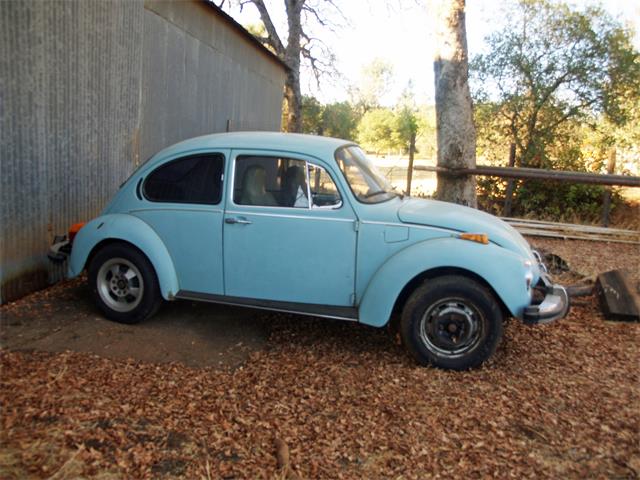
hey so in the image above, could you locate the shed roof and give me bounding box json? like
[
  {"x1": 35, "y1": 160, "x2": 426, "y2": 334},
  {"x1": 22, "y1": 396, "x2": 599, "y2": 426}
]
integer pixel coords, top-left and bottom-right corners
[{"x1": 201, "y1": 1, "x2": 288, "y2": 72}]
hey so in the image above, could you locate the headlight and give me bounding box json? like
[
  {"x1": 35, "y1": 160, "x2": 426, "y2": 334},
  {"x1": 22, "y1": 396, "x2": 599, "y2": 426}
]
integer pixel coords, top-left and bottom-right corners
[{"x1": 524, "y1": 260, "x2": 534, "y2": 290}]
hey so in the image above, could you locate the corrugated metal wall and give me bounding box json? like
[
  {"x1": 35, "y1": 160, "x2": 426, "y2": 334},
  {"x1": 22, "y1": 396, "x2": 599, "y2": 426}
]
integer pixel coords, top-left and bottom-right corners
[
  {"x1": 0, "y1": 0, "x2": 286, "y2": 303},
  {"x1": 140, "y1": 0, "x2": 285, "y2": 161}
]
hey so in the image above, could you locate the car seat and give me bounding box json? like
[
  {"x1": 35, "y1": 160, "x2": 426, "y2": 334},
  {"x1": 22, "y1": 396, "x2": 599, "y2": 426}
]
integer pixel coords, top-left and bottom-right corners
[
  {"x1": 282, "y1": 165, "x2": 308, "y2": 207},
  {"x1": 240, "y1": 165, "x2": 278, "y2": 206}
]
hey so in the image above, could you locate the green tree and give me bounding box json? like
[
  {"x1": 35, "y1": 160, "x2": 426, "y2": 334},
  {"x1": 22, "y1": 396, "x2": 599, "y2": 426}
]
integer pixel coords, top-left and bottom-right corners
[
  {"x1": 301, "y1": 97, "x2": 357, "y2": 140},
  {"x1": 580, "y1": 95, "x2": 640, "y2": 173},
  {"x1": 471, "y1": 0, "x2": 640, "y2": 169},
  {"x1": 356, "y1": 108, "x2": 399, "y2": 153},
  {"x1": 322, "y1": 102, "x2": 357, "y2": 140},
  {"x1": 356, "y1": 106, "x2": 420, "y2": 155},
  {"x1": 301, "y1": 95, "x2": 324, "y2": 135},
  {"x1": 394, "y1": 82, "x2": 419, "y2": 153}
]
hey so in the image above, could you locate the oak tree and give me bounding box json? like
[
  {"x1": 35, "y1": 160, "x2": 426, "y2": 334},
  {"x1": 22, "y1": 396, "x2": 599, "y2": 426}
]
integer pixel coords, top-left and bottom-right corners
[
  {"x1": 433, "y1": 0, "x2": 477, "y2": 207},
  {"x1": 234, "y1": 0, "x2": 341, "y2": 133},
  {"x1": 471, "y1": 0, "x2": 640, "y2": 169}
]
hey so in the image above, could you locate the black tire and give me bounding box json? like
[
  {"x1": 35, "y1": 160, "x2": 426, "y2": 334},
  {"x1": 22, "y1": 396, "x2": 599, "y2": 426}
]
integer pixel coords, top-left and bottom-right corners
[
  {"x1": 88, "y1": 242, "x2": 161, "y2": 324},
  {"x1": 400, "y1": 275, "x2": 504, "y2": 370}
]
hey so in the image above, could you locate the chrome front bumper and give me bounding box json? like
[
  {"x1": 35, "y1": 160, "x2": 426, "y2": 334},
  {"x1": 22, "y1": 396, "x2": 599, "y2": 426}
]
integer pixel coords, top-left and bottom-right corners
[{"x1": 523, "y1": 273, "x2": 570, "y2": 325}]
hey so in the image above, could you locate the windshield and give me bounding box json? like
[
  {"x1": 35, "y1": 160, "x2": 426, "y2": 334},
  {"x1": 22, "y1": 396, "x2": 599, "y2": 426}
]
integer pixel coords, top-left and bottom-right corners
[{"x1": 335, "y1": 145, "x2": 397, "y2": 204}]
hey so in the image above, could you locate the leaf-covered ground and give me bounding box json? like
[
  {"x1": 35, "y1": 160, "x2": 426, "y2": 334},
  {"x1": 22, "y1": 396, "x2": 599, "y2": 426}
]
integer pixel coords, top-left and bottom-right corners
[{"x1": 1, "y1": 238, "x2": 639, "y2": 479}]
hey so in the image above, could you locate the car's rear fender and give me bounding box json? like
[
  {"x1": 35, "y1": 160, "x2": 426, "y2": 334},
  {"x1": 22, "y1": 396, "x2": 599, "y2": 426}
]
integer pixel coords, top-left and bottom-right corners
[
  {"x1": 68, "y1": 214, "x2": 179, "y2": 300},
  {"x1": 358, "y1": 237, "x2": 533, "y2": 327}
]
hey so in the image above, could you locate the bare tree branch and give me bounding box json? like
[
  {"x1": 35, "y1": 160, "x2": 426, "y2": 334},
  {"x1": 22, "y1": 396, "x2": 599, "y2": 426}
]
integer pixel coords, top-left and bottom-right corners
[
  {"x1": 250, "y1": 0, "x2": 285, "y2": 57},
  {"x1": 221, "y1": 0, "x2": 342, "y2": 132},
  {"x1": 302, "y1": 4, "x2": 327, "y2": 27}
]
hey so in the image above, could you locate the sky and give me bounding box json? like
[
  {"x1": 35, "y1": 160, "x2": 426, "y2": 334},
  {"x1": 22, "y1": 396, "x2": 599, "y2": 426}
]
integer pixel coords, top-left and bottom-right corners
[{"x1": 222, "y1": 0, "x2": 640, "y2": 106}]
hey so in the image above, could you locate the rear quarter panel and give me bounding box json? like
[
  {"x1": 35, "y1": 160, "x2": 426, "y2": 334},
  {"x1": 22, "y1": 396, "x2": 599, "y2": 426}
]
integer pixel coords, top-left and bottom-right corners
[{"x1": 68, "y1": 214, "x2": 179, "y2": 300}]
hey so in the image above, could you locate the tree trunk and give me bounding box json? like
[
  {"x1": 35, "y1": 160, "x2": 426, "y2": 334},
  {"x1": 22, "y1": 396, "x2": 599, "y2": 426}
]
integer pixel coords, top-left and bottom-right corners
[
  {"x1": 284, "y1": 0, "x2": 303, "y2": 132},
  {"x1": 248, "y1": 0, "x2": 303, "y2": 133},
  {"x1": 433, "y1": 0, "x2": 477, "y2": 207},
  {"x1": 284, "y1": 73, "x2": 302, "y2": 133}
]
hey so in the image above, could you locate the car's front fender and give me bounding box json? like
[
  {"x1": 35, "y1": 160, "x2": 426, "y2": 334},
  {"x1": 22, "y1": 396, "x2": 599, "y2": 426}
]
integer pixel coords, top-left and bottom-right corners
[
  {"x1": 358, "y1": 237, "x2": 534, "y2": 327},
  {"x1": 68, "y1": 214, "x2": 179, "y2": 300}
]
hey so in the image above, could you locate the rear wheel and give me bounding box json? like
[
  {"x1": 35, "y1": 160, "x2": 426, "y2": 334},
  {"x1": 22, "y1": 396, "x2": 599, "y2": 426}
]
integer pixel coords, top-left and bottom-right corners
[
  {"x1": 88, "y1": 243, "x2": 161, "y2": 324},
  {"x1": 400, "y1": 275, "x2": 503, "y2": 370}
]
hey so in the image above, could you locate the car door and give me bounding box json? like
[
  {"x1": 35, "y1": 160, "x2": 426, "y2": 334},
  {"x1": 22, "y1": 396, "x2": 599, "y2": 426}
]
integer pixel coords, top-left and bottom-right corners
[
  {"x1": 223, "y1": 150, "x2": 357, "y2": 307},
  {"x1": 130, "y1": 150, "x2": 228, "y2": 295}
]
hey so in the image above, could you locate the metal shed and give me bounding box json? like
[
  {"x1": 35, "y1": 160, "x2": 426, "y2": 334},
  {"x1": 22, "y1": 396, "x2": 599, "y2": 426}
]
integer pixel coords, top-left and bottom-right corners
[{"x1": 0, "y1": 0, "x2": 287, "y2": 303}]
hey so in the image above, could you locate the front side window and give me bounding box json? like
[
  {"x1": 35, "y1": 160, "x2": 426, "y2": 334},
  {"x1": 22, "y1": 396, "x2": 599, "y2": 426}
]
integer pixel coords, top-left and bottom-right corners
[
  {"x1": 143, "y1": 154, "x2": 224, "y2": 204},
  {"x1": 233, "y1": 156, "x2": 343, "y2": 210},
  {"x1": 234, "y1": 156, "x2": 309, "y2": 208},
  {"x1": 309, "y1": 164, "x2": 342, "y2": 208},
  {"x1": 335, "y1": 145, "x2": 397, "y2": 204}
]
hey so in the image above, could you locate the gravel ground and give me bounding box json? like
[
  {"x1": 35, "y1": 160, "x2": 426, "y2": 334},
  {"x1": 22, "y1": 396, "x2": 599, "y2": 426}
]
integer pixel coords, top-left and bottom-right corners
[{"x1": 1, "y1": 237, "x2": 638, "y2": 479}]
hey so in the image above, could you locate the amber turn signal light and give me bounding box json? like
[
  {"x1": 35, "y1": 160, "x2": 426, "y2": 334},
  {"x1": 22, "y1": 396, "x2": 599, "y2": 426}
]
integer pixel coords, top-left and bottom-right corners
[
  {"x1": 68, "y1": 222, "x2": 86, "y2": 243},
  {"x1": 459, "y1": 233, "x2": 489, "y2": 245}
]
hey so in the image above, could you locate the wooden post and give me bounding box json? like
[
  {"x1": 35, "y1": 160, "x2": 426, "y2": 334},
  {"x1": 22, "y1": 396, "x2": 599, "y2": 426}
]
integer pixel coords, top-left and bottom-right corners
[
  {"x1": 406, "y1": 132, "x2": 416, "y2": 196},
  {"x1": 503, "y1": 143, "x2": 517, "y2": 216},
  {"x1": 601, "y1": 147, "x2": 616, "y2": 227}
]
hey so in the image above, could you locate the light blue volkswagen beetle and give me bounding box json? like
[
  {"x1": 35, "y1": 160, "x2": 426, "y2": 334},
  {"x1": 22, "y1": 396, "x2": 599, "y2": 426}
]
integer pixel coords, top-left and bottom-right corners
[{"x1": 52, "y1": 132, "x2": 569, "y2": 370}]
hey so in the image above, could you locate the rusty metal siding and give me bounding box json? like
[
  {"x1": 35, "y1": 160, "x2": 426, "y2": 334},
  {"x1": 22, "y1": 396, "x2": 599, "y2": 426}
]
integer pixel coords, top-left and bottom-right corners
[{"x1": 1, "y1": 0, "x2": 286, "y2": 303}]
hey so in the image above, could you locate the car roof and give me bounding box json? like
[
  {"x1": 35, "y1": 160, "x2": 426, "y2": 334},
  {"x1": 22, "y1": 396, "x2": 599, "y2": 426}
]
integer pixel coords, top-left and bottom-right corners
[{"x1": 152, "y1": 131, "x2": 355, "y2": 162}]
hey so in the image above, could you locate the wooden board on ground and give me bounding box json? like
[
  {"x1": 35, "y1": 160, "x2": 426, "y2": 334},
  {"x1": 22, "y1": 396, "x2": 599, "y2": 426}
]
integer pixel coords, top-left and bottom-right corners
[
  {"x1": 503, "y1": 217, "x2": 640, "y2": 244},
  {"x1": 595, "y1": 270, "x2": 640, "y2": 322}
]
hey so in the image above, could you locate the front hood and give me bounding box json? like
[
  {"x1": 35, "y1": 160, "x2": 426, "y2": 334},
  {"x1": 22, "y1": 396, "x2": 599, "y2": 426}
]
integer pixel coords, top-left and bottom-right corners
[{"x1": 398, "y1": 198, "x2": 534, "y2": 259}]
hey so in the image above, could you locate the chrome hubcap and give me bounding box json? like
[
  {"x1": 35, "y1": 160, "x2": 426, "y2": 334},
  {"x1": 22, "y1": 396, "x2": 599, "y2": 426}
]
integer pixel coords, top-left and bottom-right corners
[
  {"x1": 97, "y1": 258, "x2": 144, "y2": 312},
  {"x1": 419, "y1": 299, "x2": 483, "y2": 358}
]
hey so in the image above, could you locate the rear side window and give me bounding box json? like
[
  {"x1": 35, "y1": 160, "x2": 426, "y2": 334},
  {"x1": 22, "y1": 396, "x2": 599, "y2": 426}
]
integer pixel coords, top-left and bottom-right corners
[{"x1": 143, "y1": 154, "x2": 224, "y2": 205}]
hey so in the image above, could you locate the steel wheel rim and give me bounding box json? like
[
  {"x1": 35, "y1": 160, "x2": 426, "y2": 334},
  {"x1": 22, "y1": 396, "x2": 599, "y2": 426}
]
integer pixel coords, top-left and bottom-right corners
[
  {"x1": 97, "y1": 257, "x2": 144, "y2": 313},
  {"x1": 419, "y1": 298, "x2": 484, "y2": 358}
]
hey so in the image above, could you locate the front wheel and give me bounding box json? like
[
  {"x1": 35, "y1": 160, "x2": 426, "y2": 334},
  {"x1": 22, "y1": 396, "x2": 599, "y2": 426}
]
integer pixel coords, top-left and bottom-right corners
[
  {"x1": 400, "y1": 275, "x2": 504, "y2": 370},
  {"x1": 88, "y1": 243, "x2": 161, "y2": 324}
]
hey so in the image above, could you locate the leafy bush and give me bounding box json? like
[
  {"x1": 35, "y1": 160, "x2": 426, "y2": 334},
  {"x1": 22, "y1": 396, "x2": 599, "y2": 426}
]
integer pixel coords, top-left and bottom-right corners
[{"x1": 477, "y1": 177, "x2": 621, "y2": 222}]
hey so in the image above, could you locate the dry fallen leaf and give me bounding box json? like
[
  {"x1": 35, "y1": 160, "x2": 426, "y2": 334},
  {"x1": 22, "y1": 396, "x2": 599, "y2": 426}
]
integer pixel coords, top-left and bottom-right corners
[{"x1": 0, "y1": 238, "x2": 638, "y2": 479}]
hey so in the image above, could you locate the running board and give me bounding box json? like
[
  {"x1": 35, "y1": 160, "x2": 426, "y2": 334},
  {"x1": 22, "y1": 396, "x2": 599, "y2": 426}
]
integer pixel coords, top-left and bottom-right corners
[{"x1": 175, "y1": 290, "x2": 359, "y2": 321}]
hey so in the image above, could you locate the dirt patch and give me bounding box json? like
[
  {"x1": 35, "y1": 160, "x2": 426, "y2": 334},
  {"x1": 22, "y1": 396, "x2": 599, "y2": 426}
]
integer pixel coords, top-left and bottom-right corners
[{"x1": 0, "y1": 277, "x2": 268, "y2": 369}]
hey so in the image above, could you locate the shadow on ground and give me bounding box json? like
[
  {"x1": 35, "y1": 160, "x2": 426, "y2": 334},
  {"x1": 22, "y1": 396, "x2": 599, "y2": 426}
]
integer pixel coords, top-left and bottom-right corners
[{"x1": 0, "y1": 278, "x2": 269, "y2": 368}]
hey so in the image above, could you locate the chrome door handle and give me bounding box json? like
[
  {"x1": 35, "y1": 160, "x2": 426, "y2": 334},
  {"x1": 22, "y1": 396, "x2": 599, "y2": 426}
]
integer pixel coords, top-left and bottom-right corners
[{"x1": 225, "y1": 217, "x2": 252, "y2": 225}]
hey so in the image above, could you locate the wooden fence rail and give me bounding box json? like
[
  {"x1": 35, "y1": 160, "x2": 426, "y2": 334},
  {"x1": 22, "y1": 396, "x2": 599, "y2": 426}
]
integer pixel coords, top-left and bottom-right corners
[
  {"x1": 412, "y1": 157, "x2": 639, "y2": 229},
  {"x1": 412, "y1": 165, "x2": 640, "y2": 187}
]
